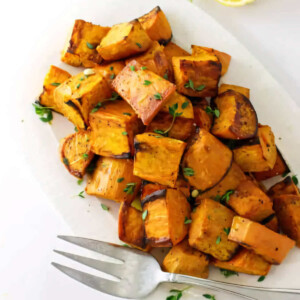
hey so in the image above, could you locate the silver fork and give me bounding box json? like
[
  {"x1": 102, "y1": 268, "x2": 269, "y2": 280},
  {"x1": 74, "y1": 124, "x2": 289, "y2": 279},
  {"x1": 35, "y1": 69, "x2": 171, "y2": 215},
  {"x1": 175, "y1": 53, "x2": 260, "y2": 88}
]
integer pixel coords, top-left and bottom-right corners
[{"x1": 52, "y1": 236, "x2": 300, "y2": 300}]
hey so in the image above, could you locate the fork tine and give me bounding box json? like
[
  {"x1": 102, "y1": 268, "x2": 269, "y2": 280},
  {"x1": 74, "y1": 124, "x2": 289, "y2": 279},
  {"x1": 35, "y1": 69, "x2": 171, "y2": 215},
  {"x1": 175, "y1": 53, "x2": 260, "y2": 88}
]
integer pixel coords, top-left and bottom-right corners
[
  {"x1": 52, "y1": 262, "x2": 123, "y2": 297},
  {"x1": 57, "y1": 236, "x2": 126, "y2": 261},
  {"x1": 54, "y1": 250, "x2": 123, "y2": 279}
]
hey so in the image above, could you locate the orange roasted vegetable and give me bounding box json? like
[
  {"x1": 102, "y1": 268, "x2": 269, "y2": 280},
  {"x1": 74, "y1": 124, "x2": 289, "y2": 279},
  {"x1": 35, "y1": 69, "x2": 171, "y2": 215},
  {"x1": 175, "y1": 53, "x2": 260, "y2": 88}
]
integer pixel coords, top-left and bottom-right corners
[
  {"x1": 189, "y1": 198, "x2": 239, "y2": 261},
  {"x1": 85, "y1": 157, "x2": 141, "y2": 203},
  {"x1": 162, "y1": 239, "x2": 209, "y2": 278},
  {"x1": 182, "y1": 129, "x2": 233, "y2": 191},
  {"x1": 211, "y1": 90, "x2": 258, "y2": 140},
  {"x1": 192, "y1": 45, "x2": 231, "y2": 76},
  {"x1": 193, "y1": 99, "x2": 213, "y2": 131},
  {"x1": 233, "y1": 125, "x2": 277, "y2": 172},
  {"x1": 163, "y1": 42, "x2": 190, "y2": 66},
  {"x1": 89, "y1": 100, "x2": 143, "y2": 158},
  {"x1": 273, "y1": 194, "x2": 300, "y2": 247},
  {"x1": 211, "y1": 248, "x2": 271, "y2": 276},
  {"x1": 218, "y1": 84, "x2": 250, "y2": 98},
  {"x1": 268, "y1": 176, "x2": 299, "y2": 198},
  {"x1": 143, "y1": 188, "x2": 190, "y2": 247},
  {"x1": 39, "y1": 65, "x2": 71, "y2": 113},
  {"x1": 59, "y1": 130, "x2": 94, "y2": 178},
  {"x1": 97, "y1": 20, "x2": 152, "y2": 61},
  {"x1": 262, "y1": 214, "x2": 280, "y2": 233},
  {"x1": 61, "y1": 19, "x2": 110, "y2": 67},
  {"x1": 138, "y1": 6, "x2": 172, "y2": 45},
  {"x1": 227, "y1": 179, "x2": 274, "y2": 222},
  {"x1": 134, "y1": 133, "x2": 186, "y2": 187},
  {"x1": 112, "y1": 60, "x2": 176, "y2": 125},
  {"x1": 228, "y1": 216, "x2": 295, "y2": 264}
]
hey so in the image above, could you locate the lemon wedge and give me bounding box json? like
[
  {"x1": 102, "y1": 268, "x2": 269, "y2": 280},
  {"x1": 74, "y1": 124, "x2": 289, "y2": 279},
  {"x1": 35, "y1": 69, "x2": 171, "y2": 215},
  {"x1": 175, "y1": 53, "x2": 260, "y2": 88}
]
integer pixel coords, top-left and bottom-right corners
[{"x1": 216, "y1": 0, "x2": 255, "y2": 7}]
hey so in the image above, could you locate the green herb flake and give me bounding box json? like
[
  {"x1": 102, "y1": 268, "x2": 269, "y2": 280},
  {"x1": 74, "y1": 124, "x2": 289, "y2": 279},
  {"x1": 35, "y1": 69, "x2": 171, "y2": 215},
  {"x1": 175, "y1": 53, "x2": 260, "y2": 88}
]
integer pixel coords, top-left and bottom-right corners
[
  {"x1": 109, "y1": 66, "x2": 114, "y2": 71},
  {"x1": 82, "y1": 153, "x2": 89, "y2": 160},
  {"x1": 184, "y1": 167, "x2": 194, "y2": 177},
  {"x1": 80, "y1": 77, "x2": 85, "y2": 81},
  {"x1": 122, "y1": 243, "x2": 130, "y2": 247},
  {"x1": 292, "y1": 175, "x2": 298, "y2": 185},
  {"x1": 124, "y1": 182, "x2": 136, "y2": 195},
  {"x1": 101, "y1": 203, "x2": 109, "y2": 211},
  {"x1": 141, "y1": 66, "x2": 147, "y2": 70},
  {"x1": 77, "y1": 179, "x2": 83, "y2": 185},
  {"x1": 74, "y1": 126, "x2": 78, "y2": 132},
  {"x1": 91, "y1": 102, "x2": 102, "y2": 113},
  {"x1": 142, "y1": 209, "x2": 148, "y2": 221},
  {"x1": 107, "y1": 91, "x2": 120, "y2": 101},
  {"x1": 63, "y1": 157, "x2": 69, "y2": 166},
  {"x1": 50, "y1": 82, "x2": 61, "y2": 86},
  {"x1": 203, "y1": 294, "x2": 216, "y2": 300},
  {"x1": 76, "y1": 83, "x2": 81, "y2": 89},
  {"x1": 110, "y1": 73, "x2": 115, "y2": 79},
  {"x1": 122, "y1": 131, "x2": 128, "y2": 135},
  {"x1": 223, "y1": 227, "x2": 231, "y2": 235},
  {"x1": 163, "y1": 73, "x2": 169, "y2": 80},
  {"x1": 184, "y1": 216, "x2": 192, "y2": 224},
  {"x1": 143, "y1": 80, "x2": 152, "y2": 86},
  {"x1": 258, "y1": 275, "x2": 266, "y2": 282},
  {"x1": 181, "y1": 101, "x2": 189, "y2": 109},
  {"x1": 166, "y1": 287, "x2": 191, "y2": 300},
  {"x1": 196, "y1": 84, "x2": 206, "y2": 91},
  {"x1": 123, "y1": 112, "x2": 132, "y2": 116},
  {"x1": 154, "y1": 93, "x2": 162, "y2": 100},
  {"x1": 136, "y1": 42, "x2": 142, "y2": 48},
  {"x1": 32, "y1": 103, "x2": 53, "y2": 123},
  {"x1": 78, "y1": 191, "x2": 85, "y2": 198},
  {"x1": 86, "y1": 42, "x2": 96, "y2": 49},
  {"x1": 130, "y1": 65, "x2": 136, "y2": 72},
  {"x1": 220, "y1": 268, "x2": 239, "y2": 278},
  {"x1": 117, "y1": 177, "x2": 124, "y2": 183},
  {"x1": 216, "y1": 235, "x2": 221, "y2": 245},
  {"x1": 131, "y1": 198, "x2": 142, "y2": 211},
  {"x1": 221, "y1": 190, "x2": 234, "y2": 204},
  {"x1": 184, "y1": 79, "x2": 194, "y2": 90},
  {"x1": 205, "y1": 106, "x2": 220, "y2": 118},
  {"x1": 282, "y1": 171, "x2": 290, "y2": 177}
]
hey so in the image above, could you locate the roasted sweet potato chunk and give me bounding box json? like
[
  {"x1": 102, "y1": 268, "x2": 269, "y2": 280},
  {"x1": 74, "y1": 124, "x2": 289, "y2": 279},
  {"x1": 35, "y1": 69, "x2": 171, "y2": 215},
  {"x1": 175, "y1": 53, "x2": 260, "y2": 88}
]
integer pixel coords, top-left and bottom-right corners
[
  {"x1": 211, "y1": 90, "x2": 258, "y2": 140},
  {"x1": 134, "y1": 133, "x2": 186, "y2": 187},
  {"x1": 192, "y1": 45, "x2": 231, "y2": 76},
  {"x1": 262, "y1": 214, "x2": 279, "y2": 233},
  {"x1": 189, "y1": 199, "x2": 239, "y2": 261},
  {"x1": 61, "y1": 19, "x2": 110, "y2": 67},
  {"x1": 273, "y1": 195, "x2": 300, "y2": 247},
  {"x1": 182, "y1": 129, "x2": 233, "y2": 191},
  {"x1": 228, "y1": 216, "x2": 295, "y2": 264},
  {"x1": 138, "y1": 6, "x2": 172, "y2": 45},
  {"x1": 254, "y1": 150, "x2": 289, "y2": 181},
  {"x1": 85, "y1": 157, "x2": 141, "y2": 203},
  {"x1": 211, "y1": 248, "x2": 271, "y2": 276},
  {"x1": 146, "y1": 92, "x2": 194, "y2": 140},
  {"x1": 118, "y1": 202, "x2": 149, "y2": 251},
  {"x1": 268, "y1": 176, "x2": 299, "y2": 198},
  {"x1": 228, "y1": 179, "x2": 274, "y2": 222},
  {"x1": 172, "y1": 52, "x2": 221, "y2": 98},
  {"x1": 218, "y1": 84, "x2": 250, "y2": 98},
  {"x1": 59, "y1": 130, "x2": 94, "y2": 178},
  {"x1": 97, "y1": 20, "x2": 152, "y2": 61},
  {"x1": 143, "y1": 188, "x2": 190, "y2": 247},
  {"x1": 163, "y1": 42, "x2": 190, "y2": 66},
  {"x1": 89, "y1": 100, "x2": 143, "y2": 158},
  {"x1": 112, "y1": 60, "x2": 176, "y2": 125},
  {"x1": 54, "y1": 69, "x2": 111, "y2": 129},
  {"x1": 193, "y1": 99, "x2": 213, "y2": 131},
  {"x1": 162, "y1": 239, "x2": 209, "y2": 278},
  {"x1": 233, "y1": 125, "x2": 277, "y2": 172},
  {"x1": 39, "y1": 65, "x2": 71, "y2": 113},
  {"x1": 196, "y1": 162, "x2": 246, "y2": 203}
]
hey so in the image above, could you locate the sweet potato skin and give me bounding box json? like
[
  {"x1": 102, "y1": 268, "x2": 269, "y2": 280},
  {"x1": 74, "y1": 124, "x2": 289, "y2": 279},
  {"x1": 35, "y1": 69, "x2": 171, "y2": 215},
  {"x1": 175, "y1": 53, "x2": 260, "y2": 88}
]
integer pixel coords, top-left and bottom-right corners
[
  {"x1": 138, "y1": 6, "x2": 172, "y2": 45},
  {"x1": 189, "y1": 199, "x2": 239, "y2": 261},
  {"x1": 112, "y1": 60, "x2": 176, "y2": 125},
  {"x1": 218, "y1": 84, "x2": 250, "y2": 98},
  {"x1": 134, "y1": 133, "x2": 186, "y2": 187},
  {"x1": 39, "y1": 65, "x2": 71, "y2": 113},
  {"x1": 228, "y1": 216, "x2": 295, "y2": 264},
  {"x1": 268, "y1": 176, "x2": 300, "y2": 198},
  {"x1": 61, "y1": 19, "x2": 110, "y2": 67},
  {"x1": 162, "y1": 239, "x2": 209, "y2": 278},
  {"x1": 212, "y1": 90, "x2": 258, "y2": 140},
  {"x1": 228, "y1": 180, "x2": 274, "y2": 222},
  {"x1": 182, "y1": 129, "x2": 233, "y2": 191},
  {"x1": 273, "y1": 195, "x2": 300, "y2": 247},
  {"x1": 85, "y1": 157, "x2": 141, "y2": 203},
  {"x1": 97, "y1": 20, "x2": 152, "y2": 61},
  {"x1": 211, "y1": 248, "x2": 271, "y2": 276},
  {"x1": 59, "y1": 130, "x2": 94, "y2": 178}
]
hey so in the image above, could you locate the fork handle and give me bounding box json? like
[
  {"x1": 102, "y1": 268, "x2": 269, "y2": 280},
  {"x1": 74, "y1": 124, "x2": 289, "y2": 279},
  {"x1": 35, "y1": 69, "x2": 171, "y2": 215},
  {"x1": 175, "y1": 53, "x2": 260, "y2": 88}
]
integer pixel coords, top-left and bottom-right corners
[{"x1": 166, "y1": 273, "x2": 300, "y2": 300}]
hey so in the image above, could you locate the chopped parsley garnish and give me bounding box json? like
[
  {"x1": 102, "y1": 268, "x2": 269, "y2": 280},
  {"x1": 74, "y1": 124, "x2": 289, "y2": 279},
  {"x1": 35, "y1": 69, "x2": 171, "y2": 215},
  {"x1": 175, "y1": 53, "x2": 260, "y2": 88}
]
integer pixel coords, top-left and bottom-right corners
[
  {"x1": 215, "y1": 190, "x2": 234, "y2": 204},
  {"x1": 258, "y1": 275, "x2": 266, "y2": 282},
  {"x1": 101, "y1": 203, "x2": 109, "y2": 211},
  {"x1": 50, "y1": 82, "x2": 61, "y2": 86},
  {"x1": 184, "y1": 217, "x2": 192, "y2": 224},
  {"x1": 163, "y1": 73, "x2": 169, "y2": 80},
  {"x1": 78, "y1": 191, "x2": 85, "y2": 198},
  {"x1": 109, "y1": 66, "x2": 114, "y2": 71},
  {"x1": 74, "y1": 126, "x2": 78, "y2": 132},
  {"x1": 143, "y1": 80, "x2": 152, "y2": 86},
  {"x1": 223, "y1": 227, "x2": 231, "y2": 235},
  {"x1": 203, "y1": 294, "x2": 216, "y2": 300},
  {"x1": 292, "y1": 175, "x2": 298, "y2": 185},
  {"x1": 154, "y1": 92, "x2": 162, "y2": 100},
  {"x1": 86, "y1": 42, "x2": 96, "y2": 49},
  {"x1": 117, "y1": 177, "x2": 124, "y2": 183},
  {"x1": 136, "y1": 42, "x2": 142, "y2": 48},
  {"x1": 76, "y1": 83, "x2": 81, "y2": 89},
  {"x1": 130, "y1": 65, "x2": 136, "y2": 71},
  {"x1": 220, "y1": 269, "x2": 239, "y2": 278},
  {"x1": 123, "y1": 182, "x2": 136, "y2": 195},
  {"x1": 91, "y1": 102, "x2": 102, "y2": 113},
  {"x1": 63, "y1": 157, "x2": 69, "y2": 166},
  {"x1": 82, "y1": 153, "x2": 89, "y2": 160},
  {"x1": 205, "y1": 106, "x2": 220, "y2": 118},
  {"x1": 141, "y1": 66, "x2": 147, "y2": 70},
  {"x1": 131, "y1": 198, "x2": 142, "y2": 211},
  {"x1": 166, "y1": 287, "x2": 191, "y2": 300},
  {"x1": 77, "y1": 179, "x2": 83, "y2": 185},
  {"x1": 184, "y1": 79, "x2": 206, "y2": 92},
  {"x1": 142, "y1": 210, "x2": 148, "y2": 221},
  {"x1": 32, "y1": 103, "x2": 53, "y2": 123},
  {"x1": 122, "y1": 131, "x2": 128, "y2": 135},
  {"x1": 123, "y1": 112, "x2": 132, "y2": 116},
  {"x1": 183, "y1": 167, "x2": 194, "y2": 177},
  {"x1": 110, "y1": 73, "x2": 115, "y2": 79},
  {"x1": 106, "y1": 91, "x2": 120, "y2": 101},
  {"x1": 216, "y1": 235, "x2": 221, "y2": 244},
  {"x1": 181, "y1": 101, "x2": 189, "y2": 109}
]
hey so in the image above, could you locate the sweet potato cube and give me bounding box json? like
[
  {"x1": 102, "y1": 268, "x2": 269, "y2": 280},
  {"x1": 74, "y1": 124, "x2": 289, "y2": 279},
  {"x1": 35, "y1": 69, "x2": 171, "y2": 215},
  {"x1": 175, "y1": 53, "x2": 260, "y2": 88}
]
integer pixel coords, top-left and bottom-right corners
[
  {"x1": 134, "y1": 133, "x2": 186, "y2": 187},
  {"x1": 175, "y1": 176, "x2": 190, "y2": 198},
  {"x1": 39, "y1": 65, "x2": 71, "y2": 113},
  {"x1": 228, "y1": 180, "x2": 274, "y2": 222},
  {"x1": 192, "y1": 45, "x2": 231, "y2": 76},
  {"x1": 54, "y1": 69, "x2": 111, "y2": 129},
  {"x1": 172, "y1": 53, "x2": 221, "y2": 98},
  {"x1": 196, "y1": 162, "x2": 246, "y2": 203},
  {"x1": 211, "y1": 248, "x2": 271, "y2": 276},
  {"x1": 118, "y1": 202, "x2": 150, "y2": 251},
  {"x1": 141, "y1": 182, "x2": 167, "y2": 201},
  {"x1": 268, "y1": 176, "x2": 299, "y2": 198},
  {"x1": 189, "y1": 199, "x2": 239, "y2": 261},
  {"x1": 61, "y1": 19, "x2": 110, "y2": 67},
  {"x1": 233, "y1": 125, "x2": 277, "y2": 172},
  {"x1": 273, "y1": 195, "x2": 300, "y2": 247},
  {"x1": 138, "y1": 6, "x2": 172, "y2": 45},
  {"x1": 193, "y1": 99, "x2": 213, "y2": 131},
  {"x1": 228, "y1": 216, "x2": 295, "y2": 264},
  {"x1": 59, "y1": 130, "x2": 94, "y2": 178},
  {"x1": 182, "y1": 129, "x2": 233, "y2": 191},
  {"x1": 262, "y1": 215, "x2": 279, "y2": 233},
  {"x1": 146, "y1": 92, "x2": 194, "y2": 140},
  {"x1": 162, "y1": 239, "x2": 209, "y2": 278},
  {"x1": 97, "y1": 20, "x2": 152, "y2": 61},
  {"x1": 85, "y1": 157, "x2": 141, "y2": 203},
  {"x1": 143, "y1": 188, "x2": 191, "y2": 247},
  {"x1": 89, "y1": 100, "x2": 143, "y2": 158},
  {"x1": 218, "y1": 84, "x2": 250, "y2": 98},
  {"x1": 212, "y1": 90, "x2": 258, "y2": 140},
  {"x1": 112, "y1": 60, "x2": 176, "y2": 125},
  {"x1": 163, "y1": 42, "x2": 190, "y2": 65}
]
